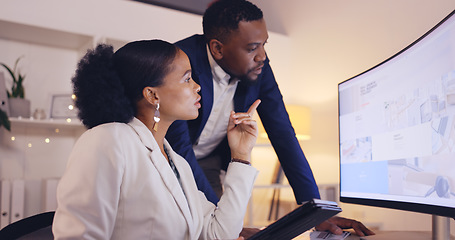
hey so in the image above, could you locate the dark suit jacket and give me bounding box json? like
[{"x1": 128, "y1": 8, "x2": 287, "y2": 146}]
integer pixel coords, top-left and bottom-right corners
[{"x1": 166, "y1": 34, "x2": 320, "y2": 204}]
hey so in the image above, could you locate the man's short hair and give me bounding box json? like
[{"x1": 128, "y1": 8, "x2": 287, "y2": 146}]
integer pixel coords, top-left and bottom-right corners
[{"x1": 203, "y1": 0, "x2": 263, "y2": 43}]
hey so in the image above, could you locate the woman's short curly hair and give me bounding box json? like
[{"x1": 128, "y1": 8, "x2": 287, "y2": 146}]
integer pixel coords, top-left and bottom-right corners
[
  {"x1": 72, "y1": 40, "x2": 179, "y2": 129},
  {"x1": 203, "y1": 0, "x2": 263, "y2": 43}
]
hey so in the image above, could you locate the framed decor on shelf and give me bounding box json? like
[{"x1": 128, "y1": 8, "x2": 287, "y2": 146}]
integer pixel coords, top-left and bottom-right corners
[{"x1": 49, "y1": 94, "x2": 78, "y2": 119}]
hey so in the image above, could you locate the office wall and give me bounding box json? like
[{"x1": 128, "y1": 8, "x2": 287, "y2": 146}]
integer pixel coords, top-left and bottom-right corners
[{"x1": 0, "y1": 0, "x2": 291, "y2": 116}]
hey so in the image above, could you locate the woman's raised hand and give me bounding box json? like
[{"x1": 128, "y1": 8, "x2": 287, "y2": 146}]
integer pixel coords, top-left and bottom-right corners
[{"x1": 227, "y1": 99, "x2": 261, "y2": 162}]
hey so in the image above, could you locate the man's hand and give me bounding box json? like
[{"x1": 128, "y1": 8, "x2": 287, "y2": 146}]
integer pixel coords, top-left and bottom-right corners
[{"x1": 315, "y1": 216, "x2": 375, "y2": 237}]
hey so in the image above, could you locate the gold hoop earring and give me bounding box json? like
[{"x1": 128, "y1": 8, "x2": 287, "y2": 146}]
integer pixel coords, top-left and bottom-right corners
[{"x1": 152, "y1": 103, "x2": 160, "y2": 131}]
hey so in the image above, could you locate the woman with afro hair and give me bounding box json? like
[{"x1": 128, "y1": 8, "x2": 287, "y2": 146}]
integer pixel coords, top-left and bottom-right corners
[{"x1": 52, "y1": 39, "x2": 261, "y2": 240}]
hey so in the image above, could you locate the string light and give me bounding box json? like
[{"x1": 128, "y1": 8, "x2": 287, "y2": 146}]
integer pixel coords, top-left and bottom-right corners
[{"x1": 9, "y1": 136, "x2": 53, "y2": 146}]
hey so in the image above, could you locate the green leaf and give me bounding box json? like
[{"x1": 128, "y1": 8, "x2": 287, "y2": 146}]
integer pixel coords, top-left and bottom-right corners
[
  {"x1": 13, "y1": 56, "x2": 23, "y2": 73},
  {"x1": 0, "y1": 62, "x2": 17, "y2": 83},
  {"x1": 0, "y1": 109, "x2": 10, "y2": 131},
  {"x1": 18, "y1": 73, "x2": 25, "y2": 84},
  {"x1": 16, "y1": 74, "x2": 25, "y2": 98}
]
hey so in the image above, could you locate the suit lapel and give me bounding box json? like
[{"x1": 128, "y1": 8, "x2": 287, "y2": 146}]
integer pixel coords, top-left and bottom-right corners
[
  {"x1": 234, "y1": 82, "x2": 248, "y2": 112},
  {"x1": 191, "y1": 41, "x2": 214, "y2": 139},
  {"x1": 127, "y1": 118, "x2": 195, "y2": 234},
  {"x1": 196, "y1": 64, "x2": 213, "y2": 136},
  {"x1": 164, "y1": 142, "x2": 202, "y2": 237}
]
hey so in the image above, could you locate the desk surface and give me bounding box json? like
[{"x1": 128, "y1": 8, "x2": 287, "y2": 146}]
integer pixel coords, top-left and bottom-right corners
[
  {"x1": 357, "y1": 231, "x2": 455, "y2": 240},
  {"x1": 296, "y1": 231, "x2": 455, "y2": 240}
]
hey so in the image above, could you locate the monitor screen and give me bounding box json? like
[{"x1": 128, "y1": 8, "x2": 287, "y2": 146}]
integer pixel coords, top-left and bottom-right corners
[{"x1": 338, "y1": 9, "x2": 455, "y2": 218}]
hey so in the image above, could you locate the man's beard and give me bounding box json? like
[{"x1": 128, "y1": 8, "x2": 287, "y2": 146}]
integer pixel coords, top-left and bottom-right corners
[
  {"x1": 237, "y1": 63, "x2": 263, "y2": 86},
  {"x1": 238, "y1": 75, "x2": 259, "y2": 86}
]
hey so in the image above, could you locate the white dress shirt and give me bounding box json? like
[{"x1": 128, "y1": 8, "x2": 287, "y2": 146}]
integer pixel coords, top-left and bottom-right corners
[{"x1": 193, "y1": 46, "x2": 239, "y2": 159}]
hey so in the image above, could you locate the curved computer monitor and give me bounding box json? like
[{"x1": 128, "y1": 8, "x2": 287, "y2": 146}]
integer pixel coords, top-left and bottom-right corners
[{"x1": 338, "y1": 9, "x2": 455, "y2": 220}]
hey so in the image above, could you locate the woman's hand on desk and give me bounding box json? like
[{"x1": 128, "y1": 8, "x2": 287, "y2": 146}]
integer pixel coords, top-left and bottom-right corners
[{"x1": 315, "y1": 216, "x2": 375, "y2": 237}]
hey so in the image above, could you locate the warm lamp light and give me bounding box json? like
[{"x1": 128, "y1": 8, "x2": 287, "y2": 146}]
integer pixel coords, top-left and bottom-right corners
[{"x1": 254, "y1": 105, "x2": 311, "y2": 144}]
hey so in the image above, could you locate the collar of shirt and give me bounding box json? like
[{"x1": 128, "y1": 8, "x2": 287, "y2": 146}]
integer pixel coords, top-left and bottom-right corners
[{"x1": 206, "y1": 45, "x2": 235, "y2": 86}]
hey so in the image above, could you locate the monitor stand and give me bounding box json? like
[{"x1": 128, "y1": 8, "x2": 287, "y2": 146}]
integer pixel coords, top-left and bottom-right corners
[{"x1": 432, "y1": 215, "x2": 450, "y2": 240}]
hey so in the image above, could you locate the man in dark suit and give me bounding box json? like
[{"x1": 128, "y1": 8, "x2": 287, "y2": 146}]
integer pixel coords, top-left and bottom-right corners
[{"x1": 166, "y1": 0, "x2": 374, "y2": 237}]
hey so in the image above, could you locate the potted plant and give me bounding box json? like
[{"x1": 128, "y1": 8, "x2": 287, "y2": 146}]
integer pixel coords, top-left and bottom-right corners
[{"x1": 0, "y1": 56, "x2": 30, "y2": 118}]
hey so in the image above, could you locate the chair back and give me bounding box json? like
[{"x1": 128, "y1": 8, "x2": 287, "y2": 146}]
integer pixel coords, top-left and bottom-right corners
[{"x1": 0, "y1": 211, "x2": 54, "y2": 240}]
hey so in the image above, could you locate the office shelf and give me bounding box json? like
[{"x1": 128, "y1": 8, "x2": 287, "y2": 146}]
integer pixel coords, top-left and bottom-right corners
[{"x1": 9, "y1": 117, "x2": 85, "y2": 131}]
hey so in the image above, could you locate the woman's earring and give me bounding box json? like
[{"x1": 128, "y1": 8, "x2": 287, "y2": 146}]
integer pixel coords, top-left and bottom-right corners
[{"x1": 153, "y1": 103, "x2": 160, "y2": 131}]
